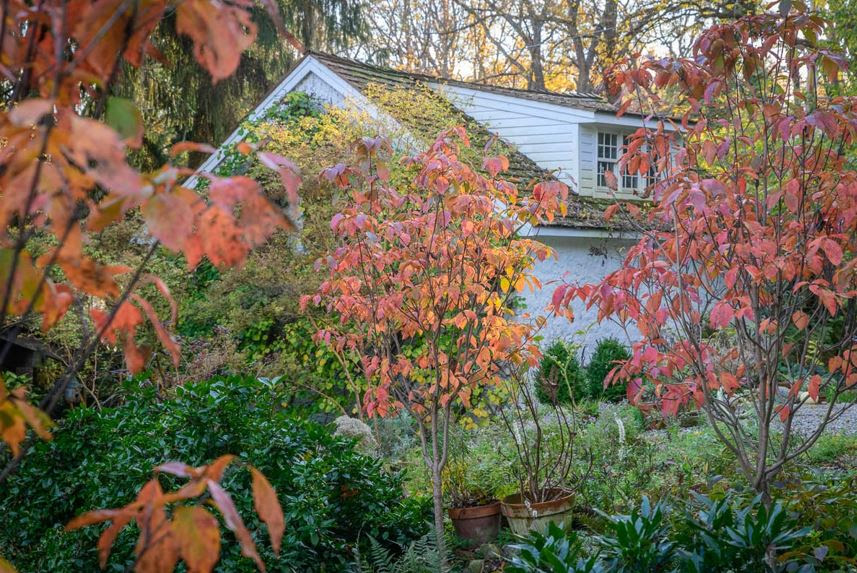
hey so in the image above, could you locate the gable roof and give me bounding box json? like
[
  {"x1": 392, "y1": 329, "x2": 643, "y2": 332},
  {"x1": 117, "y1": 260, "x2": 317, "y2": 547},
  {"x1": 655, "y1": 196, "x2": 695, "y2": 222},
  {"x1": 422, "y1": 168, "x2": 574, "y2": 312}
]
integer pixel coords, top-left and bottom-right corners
[
  {"x1": 191, "y1": 51, "x2": 639, "y2": 234},
  {"x1": 301, "y1": 53, "x2": 637, "y2": 233}
]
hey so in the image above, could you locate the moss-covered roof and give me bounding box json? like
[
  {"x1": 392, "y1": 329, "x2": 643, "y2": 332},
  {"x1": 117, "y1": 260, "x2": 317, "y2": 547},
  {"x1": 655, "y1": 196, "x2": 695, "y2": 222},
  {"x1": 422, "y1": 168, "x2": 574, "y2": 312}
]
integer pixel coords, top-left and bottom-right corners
[{"x1": 301, "y1": 52, "x2": 637, "y2": 232}]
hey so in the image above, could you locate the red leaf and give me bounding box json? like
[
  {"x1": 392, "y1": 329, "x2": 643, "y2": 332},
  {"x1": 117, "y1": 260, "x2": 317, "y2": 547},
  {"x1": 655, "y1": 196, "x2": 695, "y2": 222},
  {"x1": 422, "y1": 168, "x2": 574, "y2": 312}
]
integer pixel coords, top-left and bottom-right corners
[
  {"x1": 709, "y1": 301, "x2": 734, "y2": 329},
  {"x1": 482, "y1": 155, "x2": 509, "y2": 177},
  {"x1": 820, "y1": 238, "x2": 843, "y2": 266},
  {"x1": 604, "y1": 203, "x2": 620, "y2": 221},
  {"x1": 604, "y1": 169, "x2": 618, "y2": 191}
]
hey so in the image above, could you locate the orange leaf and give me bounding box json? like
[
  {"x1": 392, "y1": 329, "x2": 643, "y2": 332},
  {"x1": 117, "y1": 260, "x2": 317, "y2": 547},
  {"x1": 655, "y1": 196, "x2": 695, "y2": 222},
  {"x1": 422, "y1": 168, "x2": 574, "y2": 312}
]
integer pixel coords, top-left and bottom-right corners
[
  {"x1": 169, "y1": 141, "x2": 216, "y2": 157},
  {"x1": 142, "y1": 193, "x2": 194, "y2": 252},
  {"x1": 172, "y1": 506, "x2": 221, "y2": 573},
  {"x1": 808, "y1": 375, "x2": 821, "y2": 402},
  {"x1": 0, "y1": 402, "x2": 27, "y2": 457},
  {"x1": 0, "y1": 556, "x2": 18, "y2": 573},
  {"x1": 203, "y1": 455, "x2": 235, "y2": 482},
  {"x1": 176, "y1": 0, "x2": 257, "y2": 82},
  {"x1": 198, "y1": 208, "x2": 249, "y2": 268},
  {"x1": 97, "y1": 513, "x2": 133, "y2": 569},
  {"x1": 791, "y1": 310, "x2": 809, "y2": 330},
  {"x1": 207, "y1": 480, "x2": 264, "y2": 571},
  {"x1": 132, "y1": 294, "x2": 180, "y2": 367},
  {"x1": 8, "y1": 99, "x2": 53, "y2": 127},
  {"x1": 250, "y1": 466, "x2": 285, "y2": 555},
  {"x1": 66, "y1": 509, "x2": 121, "y2": 531},
  {"x1": 66, "y1": 116, "x2": 145, "y2": 198},
  {"x1": 13, "y1": 398, "x2": 53, "y2": 441},
  {"x1": 134, "y1": 528, "x2": 179, "y2": 573}
]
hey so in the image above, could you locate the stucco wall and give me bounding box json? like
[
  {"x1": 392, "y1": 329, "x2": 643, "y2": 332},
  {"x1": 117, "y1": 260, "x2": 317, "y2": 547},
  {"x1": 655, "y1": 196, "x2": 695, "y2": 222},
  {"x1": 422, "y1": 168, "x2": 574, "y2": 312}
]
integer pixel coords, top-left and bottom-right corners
[{"x1": 523, "y1": 234, "x2": 639, "y2": 358}]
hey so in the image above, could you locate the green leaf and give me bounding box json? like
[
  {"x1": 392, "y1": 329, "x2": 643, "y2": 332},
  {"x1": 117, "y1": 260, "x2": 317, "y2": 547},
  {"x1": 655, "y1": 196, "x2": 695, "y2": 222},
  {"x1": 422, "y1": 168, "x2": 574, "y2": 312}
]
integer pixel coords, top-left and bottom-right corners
[{"x1": 105, "y1": 97, "x2": 142, "y2": 147}]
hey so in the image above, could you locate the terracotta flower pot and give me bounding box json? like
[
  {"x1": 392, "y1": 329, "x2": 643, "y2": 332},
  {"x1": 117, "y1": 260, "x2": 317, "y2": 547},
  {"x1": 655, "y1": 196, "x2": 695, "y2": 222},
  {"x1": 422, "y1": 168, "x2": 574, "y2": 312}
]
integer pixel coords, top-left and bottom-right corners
[
  {"x1": 500, "y1": 489, "x2": 574, "y2": 535},
  {"x1": 447, "y1": 501, "x2": 501, "y2": 545}
]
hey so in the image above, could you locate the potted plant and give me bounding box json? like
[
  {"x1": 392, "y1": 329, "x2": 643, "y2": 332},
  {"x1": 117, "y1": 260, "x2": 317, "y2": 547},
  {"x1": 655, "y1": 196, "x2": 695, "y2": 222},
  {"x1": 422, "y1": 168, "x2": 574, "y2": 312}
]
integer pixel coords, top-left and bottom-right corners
[
  {"x1": 444, "y1": 459, "x2": 502, "y2": 545},
  {"x1": 499, "y1": 366, "x2": 590, "y2": 535}
]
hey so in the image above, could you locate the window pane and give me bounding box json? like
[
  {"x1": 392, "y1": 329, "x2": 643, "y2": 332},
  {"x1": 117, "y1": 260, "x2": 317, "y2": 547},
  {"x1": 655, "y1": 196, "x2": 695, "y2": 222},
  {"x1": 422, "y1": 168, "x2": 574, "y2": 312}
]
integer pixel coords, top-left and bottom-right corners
[
  {"x1": 597, "y1": 161, "x2": 615, "y2": 187},
  {"x1": 623, "y1": 173, "x2": 638, "y2": 190}
]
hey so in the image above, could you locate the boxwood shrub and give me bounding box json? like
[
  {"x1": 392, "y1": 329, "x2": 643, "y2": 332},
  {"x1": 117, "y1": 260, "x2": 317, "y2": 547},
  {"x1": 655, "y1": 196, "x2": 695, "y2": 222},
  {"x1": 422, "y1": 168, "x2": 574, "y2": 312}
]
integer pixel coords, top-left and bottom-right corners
[
  {"x1": 0, "y1": 376, "x2": 430, "y2": 572},
  {"x1": 534, "y1": 340, "x2": 587, "y2": 405},
  {"x1": 587, "y1": 337, "x2": 632, "y2": 403}
]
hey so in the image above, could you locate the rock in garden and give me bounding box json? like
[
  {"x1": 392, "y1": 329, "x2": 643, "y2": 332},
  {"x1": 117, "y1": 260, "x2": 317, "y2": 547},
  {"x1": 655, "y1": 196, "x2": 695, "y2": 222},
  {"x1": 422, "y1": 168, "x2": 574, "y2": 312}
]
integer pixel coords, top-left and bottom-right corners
[{"x1": 332, "y1": 415, "x2": 379, "y2": 455}]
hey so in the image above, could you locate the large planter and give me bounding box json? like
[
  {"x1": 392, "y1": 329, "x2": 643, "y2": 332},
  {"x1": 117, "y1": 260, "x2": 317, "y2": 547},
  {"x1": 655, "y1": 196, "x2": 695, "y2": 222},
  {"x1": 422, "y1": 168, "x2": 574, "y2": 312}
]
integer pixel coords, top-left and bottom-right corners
[
  {"x1": 448, "y1": 501, "x2": 501, "y2": 545},
  {"x1": 500, "y1": 489, "x2": 574, "y2": 535}
]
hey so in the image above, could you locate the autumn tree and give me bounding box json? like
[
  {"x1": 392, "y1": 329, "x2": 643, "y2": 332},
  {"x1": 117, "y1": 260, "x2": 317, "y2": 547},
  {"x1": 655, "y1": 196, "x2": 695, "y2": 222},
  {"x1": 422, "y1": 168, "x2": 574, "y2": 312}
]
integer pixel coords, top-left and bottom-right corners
[
  {"x1": 0, "y1": 1, "x2": 295, "y2": 570},
  {"x1": 303, "y1": 129, "x2": 567, "y2": 556},
  {"x1": 552, "y1": 4, "x2": 857, "y2": 497}
]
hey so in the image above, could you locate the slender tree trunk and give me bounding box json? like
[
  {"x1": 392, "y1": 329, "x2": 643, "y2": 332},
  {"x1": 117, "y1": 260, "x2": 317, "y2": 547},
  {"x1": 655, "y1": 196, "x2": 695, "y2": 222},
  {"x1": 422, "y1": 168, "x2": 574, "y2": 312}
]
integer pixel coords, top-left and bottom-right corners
[
  {"x1": 423, "y1": 403, "x2": 447, "y2": 564},
  {"x1": 431, "y1": 458, "x2": 446, "y2": 561}
]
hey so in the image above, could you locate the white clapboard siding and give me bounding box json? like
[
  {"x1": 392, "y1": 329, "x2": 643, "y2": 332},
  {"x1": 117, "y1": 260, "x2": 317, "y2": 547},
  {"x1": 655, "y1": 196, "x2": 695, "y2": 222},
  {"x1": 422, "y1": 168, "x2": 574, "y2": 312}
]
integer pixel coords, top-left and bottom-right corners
[
  {"x1": 579, "y1": 124, "x2": 597, "y2": 194},
  {"x1": 293, "y1": 71, "x2": 346, "y2": 106},
  {"x1": 436, "y1": 84, "x2": 595, "y2": 190}
]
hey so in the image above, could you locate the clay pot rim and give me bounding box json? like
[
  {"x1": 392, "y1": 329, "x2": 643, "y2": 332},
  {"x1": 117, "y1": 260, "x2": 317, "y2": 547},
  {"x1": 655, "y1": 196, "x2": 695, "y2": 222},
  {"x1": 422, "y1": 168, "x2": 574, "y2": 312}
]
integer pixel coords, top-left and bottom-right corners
[
  {"x1": 500, "y1": 488, "x2": 574, "y2": 514},
  {"x1": 447, "y1": 500, "x2": 501, "y2": 520}
]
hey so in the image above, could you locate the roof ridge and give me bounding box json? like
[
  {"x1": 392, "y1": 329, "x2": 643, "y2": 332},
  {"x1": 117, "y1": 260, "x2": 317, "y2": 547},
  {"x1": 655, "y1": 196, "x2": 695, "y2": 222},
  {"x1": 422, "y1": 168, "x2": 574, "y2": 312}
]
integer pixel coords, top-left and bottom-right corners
[{"x1": 306, "y1": 50, "x2": 607, "y2": 104}]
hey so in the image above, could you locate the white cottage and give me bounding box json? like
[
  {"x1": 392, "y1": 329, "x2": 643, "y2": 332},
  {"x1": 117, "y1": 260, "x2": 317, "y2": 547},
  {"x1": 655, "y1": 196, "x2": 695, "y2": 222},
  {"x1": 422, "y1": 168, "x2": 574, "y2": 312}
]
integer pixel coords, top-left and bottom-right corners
[{"x1": 194, "y1": 52, "x2": 653, "y2": 354}]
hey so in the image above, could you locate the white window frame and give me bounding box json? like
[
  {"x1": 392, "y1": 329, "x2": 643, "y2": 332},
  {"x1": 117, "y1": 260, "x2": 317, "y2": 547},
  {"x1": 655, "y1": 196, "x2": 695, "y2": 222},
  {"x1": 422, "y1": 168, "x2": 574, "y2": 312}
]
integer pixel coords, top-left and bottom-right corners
[
  {"x1": 597, "y1": 132, "x2": 619, "y2": 189},
  {"x1": 597, "y1": 130, "x2": 659, "y2": 196}
]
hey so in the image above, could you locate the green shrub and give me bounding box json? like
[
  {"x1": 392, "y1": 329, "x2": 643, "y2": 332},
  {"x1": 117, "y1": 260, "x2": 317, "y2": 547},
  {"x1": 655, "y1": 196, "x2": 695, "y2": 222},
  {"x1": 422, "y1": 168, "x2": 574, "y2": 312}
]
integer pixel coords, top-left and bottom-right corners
[
  {"x1": 675, "y1": 493, "x2": 811, "y2": 572},
  {"x1": 507, "y1": 522, "x2": 601, "y2": 573},
  {"x1": 535, "y1": 340, "x2": 587, "y2": 405},
  {"x1": 0, "y1": 376, "x2": 430, "y2": 572},
  {"x1": 587, "y1": 338, "x2": 631, "y2": 402},
  {"x1": 507, "y1": 494, "x2": 812, "y2": 573}
]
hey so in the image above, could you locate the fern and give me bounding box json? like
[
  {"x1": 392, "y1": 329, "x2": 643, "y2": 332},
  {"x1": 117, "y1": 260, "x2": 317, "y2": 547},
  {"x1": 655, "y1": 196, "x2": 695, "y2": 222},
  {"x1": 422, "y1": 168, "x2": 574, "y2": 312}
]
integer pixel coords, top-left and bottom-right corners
[{"x1": 357, "y1": 531, "x2": 450, "y2": 573}]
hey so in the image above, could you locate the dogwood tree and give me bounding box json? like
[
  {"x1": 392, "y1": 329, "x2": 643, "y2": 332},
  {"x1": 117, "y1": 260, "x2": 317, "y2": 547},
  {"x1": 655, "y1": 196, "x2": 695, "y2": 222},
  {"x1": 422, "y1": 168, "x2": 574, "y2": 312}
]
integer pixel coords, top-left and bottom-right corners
[
  {"x1": 552, "y1": 4, "x2": 857, "y2": 497},
  {"x1": 304, "y1": 129, "x2": 567, "y2": 554}
]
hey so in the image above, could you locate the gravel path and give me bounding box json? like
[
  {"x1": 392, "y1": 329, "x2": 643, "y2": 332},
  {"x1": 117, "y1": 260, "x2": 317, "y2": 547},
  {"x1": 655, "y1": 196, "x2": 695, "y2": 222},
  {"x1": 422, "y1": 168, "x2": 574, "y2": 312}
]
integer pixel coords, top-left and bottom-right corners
[{"x1": 783, "y1": 402, "x2": 857, "y2": 437}]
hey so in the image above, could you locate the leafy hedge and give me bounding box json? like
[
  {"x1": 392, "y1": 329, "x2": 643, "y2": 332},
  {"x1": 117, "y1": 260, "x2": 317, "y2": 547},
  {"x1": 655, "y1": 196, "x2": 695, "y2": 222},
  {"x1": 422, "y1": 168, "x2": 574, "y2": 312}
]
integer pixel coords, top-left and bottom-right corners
[{"x1": 0, "y1": 376, "x2": 430, "y2": 572}]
